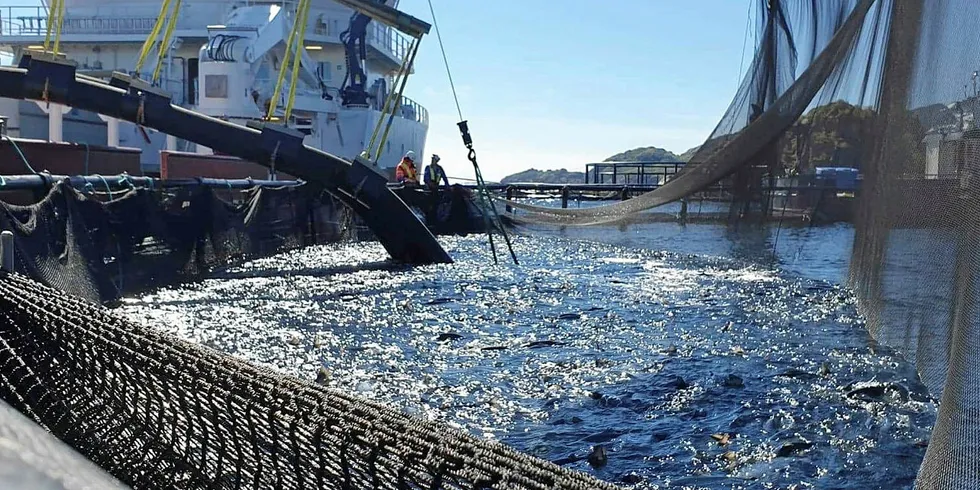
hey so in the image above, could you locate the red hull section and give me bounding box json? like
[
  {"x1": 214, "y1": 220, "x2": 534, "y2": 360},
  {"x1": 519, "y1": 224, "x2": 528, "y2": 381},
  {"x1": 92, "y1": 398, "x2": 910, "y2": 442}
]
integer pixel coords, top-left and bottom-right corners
[
  {"x1": 0, "y1": 138, "x2": 141, "y2": 176},
  {"x1": 160, "y1": 151, "x2": 296, "y2": 181}
]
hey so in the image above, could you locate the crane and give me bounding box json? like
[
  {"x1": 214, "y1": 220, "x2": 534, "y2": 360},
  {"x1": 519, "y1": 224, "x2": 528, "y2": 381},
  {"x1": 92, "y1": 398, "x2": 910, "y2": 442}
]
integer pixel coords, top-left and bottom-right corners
[{"x1": 339, "y1": 0, "x2": 389, "y2": 108}]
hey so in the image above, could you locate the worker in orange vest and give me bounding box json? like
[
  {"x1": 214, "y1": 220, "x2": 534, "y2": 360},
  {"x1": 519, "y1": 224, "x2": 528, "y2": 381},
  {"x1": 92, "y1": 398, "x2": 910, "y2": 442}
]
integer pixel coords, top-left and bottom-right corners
[{"x1": 395, "y1": 151, "x2": 418, "y2": 185}]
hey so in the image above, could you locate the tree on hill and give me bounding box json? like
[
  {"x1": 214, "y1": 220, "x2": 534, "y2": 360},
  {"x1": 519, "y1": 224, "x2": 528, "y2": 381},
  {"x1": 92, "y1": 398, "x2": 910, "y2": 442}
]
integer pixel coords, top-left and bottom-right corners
[
  {"x1": 604, "y1": 146, "x2": 682, "y2": 162},
  {"x1": 500, "y1": 168, "x2": 585, "y2": 184},
  {"x1": 779, "y1": 100, "x2": 877, "y2": 174}
]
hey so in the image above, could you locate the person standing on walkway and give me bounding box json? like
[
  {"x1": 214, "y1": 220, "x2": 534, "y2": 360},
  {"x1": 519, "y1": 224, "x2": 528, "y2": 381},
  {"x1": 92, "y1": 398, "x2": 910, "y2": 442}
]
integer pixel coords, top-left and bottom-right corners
[
  {"x1": 395, "y1": 151, "x2": 419, "y2": 185},
  {"x1": 423, "y1": 154, "x2": 450, "y2": 225},
  {"x1": 424, "y1": 154, "x2": 449, "y2": 190}
]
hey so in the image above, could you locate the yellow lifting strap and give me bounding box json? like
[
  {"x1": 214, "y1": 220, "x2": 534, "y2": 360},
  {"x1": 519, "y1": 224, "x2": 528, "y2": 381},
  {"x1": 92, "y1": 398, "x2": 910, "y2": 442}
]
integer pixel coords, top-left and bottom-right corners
[
  {"x1": 363, "y1": 37, "x2": 415, "y2": 160},
  {"x1": 43, "y1": 0, "x2": 65, "y2": 54},
  {"x1": 151, "y1": 0, "x2": 182, "y2": 84},
  {"x1": 267, "y1": 0, "x2": 310, "y2": 121},
  {"x1": 282, "y1": 0, "x2": 312, "y2": 122},
  {"x1": 135, "y1": 0, "x2": 174, "y2": 76},
  {"x1": 365, "y1": 37, "x2": 420, "y2": 163}
]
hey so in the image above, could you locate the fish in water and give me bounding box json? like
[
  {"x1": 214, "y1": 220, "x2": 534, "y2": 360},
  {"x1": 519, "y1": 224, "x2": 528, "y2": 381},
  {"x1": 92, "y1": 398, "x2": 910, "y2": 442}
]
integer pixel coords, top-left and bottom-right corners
[{"x1": 845, "y1": 381, "x2": 910, "y2": 404}]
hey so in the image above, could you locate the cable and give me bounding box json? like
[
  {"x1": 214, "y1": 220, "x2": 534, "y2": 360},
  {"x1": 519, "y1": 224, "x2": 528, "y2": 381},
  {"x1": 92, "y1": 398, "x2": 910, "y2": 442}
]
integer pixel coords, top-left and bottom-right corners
[
  {"x1": 426, "y1": 0, "x2": 463, "y2": 121},
  {"x1": 3, "y1": 134, "x2": 37, "y2": 174},
  {"x1": 426, "y1": 0, "x2": 517, "y2": 265},
  {"x1": 736, "y1": 0, "x2": 753, "y2": 90}
]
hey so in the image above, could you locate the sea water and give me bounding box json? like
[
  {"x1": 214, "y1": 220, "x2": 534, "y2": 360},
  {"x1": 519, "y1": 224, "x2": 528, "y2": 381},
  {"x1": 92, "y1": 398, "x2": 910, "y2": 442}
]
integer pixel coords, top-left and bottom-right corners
[{"x1": 118, "y1": 218, "x2": 934, "y2": 489}]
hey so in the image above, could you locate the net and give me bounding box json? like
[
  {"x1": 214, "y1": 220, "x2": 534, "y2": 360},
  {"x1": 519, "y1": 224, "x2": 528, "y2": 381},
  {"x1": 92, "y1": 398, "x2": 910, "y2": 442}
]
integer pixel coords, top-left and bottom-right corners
[
  {"x1": 0, "y1": 271, "x2": 619, "y2": 490},
  {"x1": 502, "y1": 0, "x2": 890, "y2": 226},
  {"x1": 503, "y1": 0, "x2": 980, "y2": 487},
  {"x1": 0, "y1": 180, "x2": 350, "y2": 304},
  {"x1": 3, "y1": 0, "x2": 980, "y2": 487}
]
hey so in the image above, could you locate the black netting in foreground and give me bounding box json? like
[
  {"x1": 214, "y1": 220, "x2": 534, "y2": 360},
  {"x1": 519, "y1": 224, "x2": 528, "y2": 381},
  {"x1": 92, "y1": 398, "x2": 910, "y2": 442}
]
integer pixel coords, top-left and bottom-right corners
[
  {"x1": 0, "y1": 180, "x2": 350, "y2": 304},
  {"x1": 0, "y1": 271, "x2": 618, "y2": 490}
]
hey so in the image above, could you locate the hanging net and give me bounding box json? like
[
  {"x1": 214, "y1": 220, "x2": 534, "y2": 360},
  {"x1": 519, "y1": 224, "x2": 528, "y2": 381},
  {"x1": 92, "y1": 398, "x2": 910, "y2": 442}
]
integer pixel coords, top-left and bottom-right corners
[{"x1": 0, "y1": 180, "x2": 350, "y2": 304}]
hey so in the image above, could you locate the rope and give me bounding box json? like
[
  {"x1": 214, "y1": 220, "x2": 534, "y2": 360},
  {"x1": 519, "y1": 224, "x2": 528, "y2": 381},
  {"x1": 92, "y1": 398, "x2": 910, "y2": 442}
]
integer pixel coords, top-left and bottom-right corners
[
  {"x1": 3, "y1": 134, "x2": 37, "y2": 174},
  {"x1": 52, "y1": 0, "x2": 65, "y2": 55},
  {"x1": 283, "y1": 0, "x2": 312, "y2": 122},
  {"x1": 426, "y1": 0, "x2": 463, "y2": 121},
  {"x1": 94, "y1": 174, "x2": 114, "y2": 202},
  {"x1": 43, "y1": 0, "x2": 57, "y2": 51},
  {"x1": 426, "y1": 0, "x2": 517, "y2": 265},
  {"x1": 375, "y1": 40, "x2": 420, "y2": 159}
]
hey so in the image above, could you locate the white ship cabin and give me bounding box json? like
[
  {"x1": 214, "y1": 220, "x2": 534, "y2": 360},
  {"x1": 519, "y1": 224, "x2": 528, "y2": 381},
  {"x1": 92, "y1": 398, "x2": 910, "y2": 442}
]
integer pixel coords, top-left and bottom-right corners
[{"x1": 0, "y1": 0, "x2": 429, "y2": 173}]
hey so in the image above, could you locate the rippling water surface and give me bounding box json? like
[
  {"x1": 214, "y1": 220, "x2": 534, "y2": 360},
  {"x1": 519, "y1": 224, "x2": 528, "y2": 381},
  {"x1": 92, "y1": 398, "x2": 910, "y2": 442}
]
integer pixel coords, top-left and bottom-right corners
[{"x1": 118, "y1": 220, "x2": 935, "y2": 489}]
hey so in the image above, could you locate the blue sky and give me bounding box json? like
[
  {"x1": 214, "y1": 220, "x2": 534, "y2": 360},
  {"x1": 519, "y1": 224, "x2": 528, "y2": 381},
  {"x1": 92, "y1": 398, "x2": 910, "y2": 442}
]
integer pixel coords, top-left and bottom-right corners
[
  {"x1": 399, "y1": 0, "x2": 754, "y2": 181},
  {"x1": 0, "y1": 0, "x2": 756, "y2": 181}
]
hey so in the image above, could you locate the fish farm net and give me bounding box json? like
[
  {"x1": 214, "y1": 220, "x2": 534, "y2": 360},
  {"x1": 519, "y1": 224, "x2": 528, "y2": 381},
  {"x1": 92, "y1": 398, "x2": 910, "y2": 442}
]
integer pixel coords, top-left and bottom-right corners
[
  {"x1": 0, "y1": 180, "x2": 350, "y2": 304},
  {"x1": 0, "y1": 271, "x2": 618, "y2": 490},
  {"x1": 0, "y1": 0, "x2": 980, "y2": 488}
]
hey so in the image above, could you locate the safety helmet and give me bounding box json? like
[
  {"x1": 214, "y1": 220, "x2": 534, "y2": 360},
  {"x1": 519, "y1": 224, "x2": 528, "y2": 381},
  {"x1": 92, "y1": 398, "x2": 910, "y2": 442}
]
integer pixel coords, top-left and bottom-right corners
[
  {"x1": 431, "y1": 154, "x2": 440, "y2": 163},
  {"x1": 404, "y1": 150, "x2": 416, "y2": 162}
]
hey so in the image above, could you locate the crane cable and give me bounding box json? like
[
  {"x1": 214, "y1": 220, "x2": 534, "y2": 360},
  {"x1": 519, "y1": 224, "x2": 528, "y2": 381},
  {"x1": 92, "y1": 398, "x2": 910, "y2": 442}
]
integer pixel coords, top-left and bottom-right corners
[
  {"x1": 426, "y1": 0, "x2": 517, "y2": 266},
  {"x1": 267, "y1": 0, "x2": 311, "y2": 121}
]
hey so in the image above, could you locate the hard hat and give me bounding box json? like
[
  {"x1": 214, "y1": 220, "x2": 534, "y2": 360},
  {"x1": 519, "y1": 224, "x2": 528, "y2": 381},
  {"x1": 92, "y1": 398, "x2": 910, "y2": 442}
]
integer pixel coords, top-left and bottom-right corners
[
  {"x1": 404, "y1": 150, "x2": 416, "y2": 161},
  {"x1": 431, "y1": 154, "x2": 440, "y2": 162}
]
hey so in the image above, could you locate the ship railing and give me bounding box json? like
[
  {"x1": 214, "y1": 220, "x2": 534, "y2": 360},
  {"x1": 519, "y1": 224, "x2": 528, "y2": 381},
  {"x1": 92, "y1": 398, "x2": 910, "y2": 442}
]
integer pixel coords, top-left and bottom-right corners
[
  {"x1": 0, "y1": 7, "x2": 158, "y2": 36},
  {"x1": 0, "y1": 6, "x2": 412, "y2": 65},
  {"x1": 366, "y1": 23, "x2": 412, "y2": 64},
  {"x1": 309, "y1": 16, "x2": 411, "y2": 64},
  {"x1": 399, "y1": 95, "x2": 427, "y2": 126}
]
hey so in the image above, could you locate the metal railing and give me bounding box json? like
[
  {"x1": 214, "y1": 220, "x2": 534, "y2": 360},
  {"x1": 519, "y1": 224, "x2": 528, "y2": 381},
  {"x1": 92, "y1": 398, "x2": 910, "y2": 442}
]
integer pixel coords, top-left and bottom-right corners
[
  {"x1": 310, "y1": 15, "x2": 410, "y2": 63},
  {"x1": 398, "y1": 95, "x2": 427, "y2": 125},
  {"x1": 585, "y1": 161, "x2": 686, "y2": 185},
  {"x1": 0, "y1": 7, "x2": 158, "y2": 36},
  {"x1": 0, "y1": 6, "x2": 412, "y2": 65},
  {"x1": 366, "y1": 23, "x2": 411, "y2": 64}
]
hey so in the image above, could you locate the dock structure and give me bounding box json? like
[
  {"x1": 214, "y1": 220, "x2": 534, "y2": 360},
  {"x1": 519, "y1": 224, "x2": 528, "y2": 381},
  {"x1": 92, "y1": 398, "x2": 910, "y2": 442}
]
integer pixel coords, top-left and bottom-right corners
[
  {"x1": 0, "y1": 56, "x2": 451, "y2": 265},
  {"x1": 584, "y1": 161, "x2": 685, "y2": 185},
  {"x1": 461, "y1": 180, "x2": 859, "y2": 223}
]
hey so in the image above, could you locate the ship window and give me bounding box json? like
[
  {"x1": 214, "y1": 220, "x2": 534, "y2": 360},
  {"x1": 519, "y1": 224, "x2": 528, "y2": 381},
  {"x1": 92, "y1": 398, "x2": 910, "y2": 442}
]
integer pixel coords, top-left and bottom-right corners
[
  {"x1": 205, "y1": 74, "x2": 228, "y2": 98},
  {"x1": 317, "y1": 62, "x2": 332, "y2": 81}
]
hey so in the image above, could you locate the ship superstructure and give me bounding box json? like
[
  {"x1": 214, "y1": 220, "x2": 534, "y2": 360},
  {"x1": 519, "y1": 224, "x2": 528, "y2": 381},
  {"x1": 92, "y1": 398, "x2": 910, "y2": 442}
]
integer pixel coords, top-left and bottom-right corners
[{"x1": 0, "y1": 0, "x2": 427, "y2": 174}]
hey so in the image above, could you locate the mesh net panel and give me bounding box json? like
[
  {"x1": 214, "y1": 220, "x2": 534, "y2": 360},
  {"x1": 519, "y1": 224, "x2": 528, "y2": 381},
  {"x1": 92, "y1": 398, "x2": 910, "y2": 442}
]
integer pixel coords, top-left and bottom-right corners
[
  {"x1": 0, "y1": 181, "x2": 350, "y2": 304},
  {"x1": 501, "y1": 0, "x2": 881, "y2": 225},
  {"x1": 0, "y1": 271, "x2": 619, "y2": 490}
]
